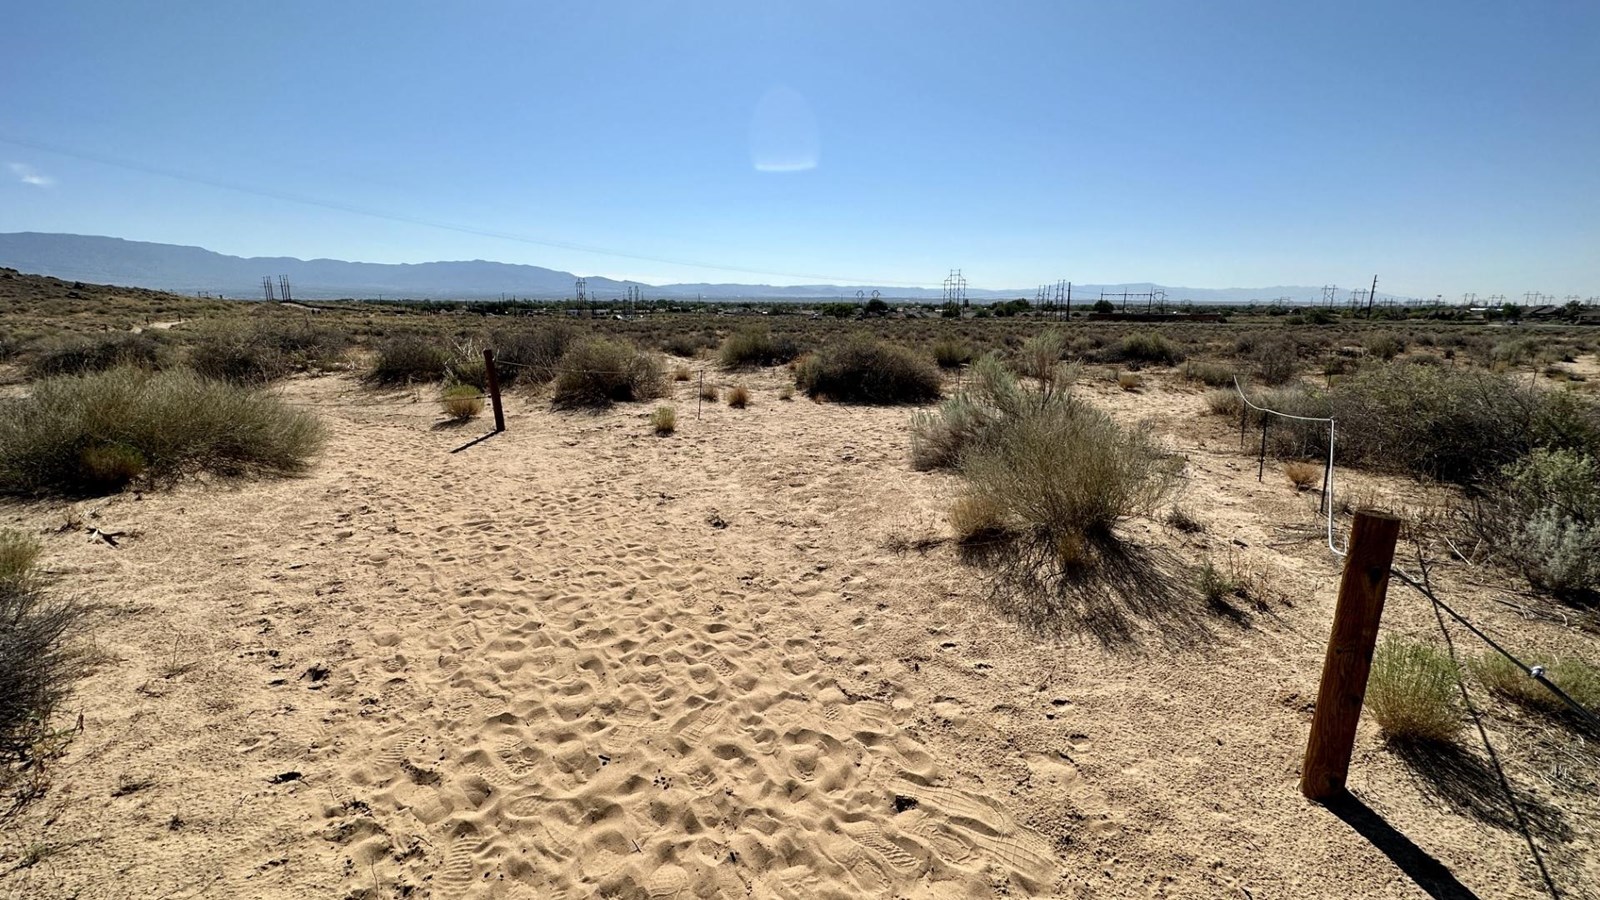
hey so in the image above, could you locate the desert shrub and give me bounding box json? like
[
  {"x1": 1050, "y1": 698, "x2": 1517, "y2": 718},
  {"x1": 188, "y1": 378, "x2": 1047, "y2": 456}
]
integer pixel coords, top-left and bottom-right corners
[
  {"x1": 0, "y1": 531, "x2": 84, "y2": 784},
  {"x1": 932, "y1": 337, "x2": 974, "y2": 369},
  {"x1": 795, "y1": 339, "x2": 942, "y2": 404},
  {"x1": 0, "y1": 368, "x2": 323, "y2": 495},
  {"x1": 948, "y1": 493, "x2": 1010, "y2": 544},
  {"x1": 1366, "y1": 636, "x2": 1461, "y2": 743},
  {"x1": 1166, "y1": 506, "x2": 1205, "y2": 533},
  {"x1": 1195, "y1": 557, "x2": 1247, "y2": 605},
  {"x1": 1017, "y1": 330, "x2": 1065, "y2": 383},
  {"x1": 961, "y1": 399, "x2": 1179, "y2": 555},
  {"x1": 1284, "y1": 460, "x2": 1321, "y2": 490},
  {"x1": 1182, "y1": 360, "x2": 1236, "y2": 388},
  {"x1": 727, "y1": 385, "x2": 750, "y2": 408},
  {"x1": 367, "y1": 336, "x2": 448, "y2": 385},
  {"x1": 1109, "y1": 332, "x2": 1184, "y2": 366},
  {"x1": 778, "y1": 384, "x2": 795, "y2": 401},
  {"x1": 27, "y1": 333, "x2": 167, "y2": 379},
  {"x1": 718, "y1": 327, "x2": 798, "y2": 369},
  {"x1": 493, "y1": 323, "x2": 577, "y2": 385},
  {"x1": 1364, "y1": 333, "x2": 1405, "y2": 361},
  {"x1": 661, "y1": 331, "x2": 715, "y2": 358},
  {"x1": 0, "y1": 531, "x2": 41, "y2": 592},
  {"x1": 1328, "y1": 364, "x2": 1540, "y2": 484},
  {"x1": 1116, "y1": 372, "x2": 1142, "y2": 392},
  {"x1": 189, "y1": 327, "x2": 291, "y2": 384},
  {"x1": 0, "y1": 331, "x2": 19, "y2": 363},
  {"x1": 440, "y1": 384, "x2": 483, "y2": 421},
  {"x1": 1252, "y1": 336, "x2": 1299, "y2": 385},
  {"x1": 1205, "y1": 389, "x2": 1243, "y2": 417},
  {"x1": 1530, "y1": 390, "x2": 1600, "y2": 457},
  {"x1": 650, "y1": 405, "x2": 676, "y2": 435},
  {"x1": 911, "y1": 354, "x2": 1034, "y2": 471},
  {"x1": 1471, "y1": 653, "x2": 1600, "y2": 715},
  {"x1": 699, "y1": 382, "x2": 719, "y2": 402},
  {"x1": 445, "y1": 345, "x2": 488, "y2": 390},
  {"x1": 672, "y1": 365, "x2": 692, "y2": 382},
  {"x1": 1479, "y1": 449, "x2": 1600, "y2": 598},
  {"x1": 551, "y1": 339, "x2": 665, "y2": 409}
]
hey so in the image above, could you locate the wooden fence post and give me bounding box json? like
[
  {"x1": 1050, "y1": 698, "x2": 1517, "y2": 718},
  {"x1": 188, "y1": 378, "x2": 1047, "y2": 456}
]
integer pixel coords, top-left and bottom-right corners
[
  {"x1": 483, "y1": 348, "x2": 505, "y2": 433},
  {"x1": 1257, "y1": 415, "x2": 1269, "y2": 482},
  {"x1": 1300, "y1": 509, "x2": 1402, "y2": 801}
]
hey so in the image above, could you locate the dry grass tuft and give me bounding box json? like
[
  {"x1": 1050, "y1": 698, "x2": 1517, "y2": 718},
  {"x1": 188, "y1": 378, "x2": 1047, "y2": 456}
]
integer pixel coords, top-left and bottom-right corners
[
  {"x1": 699, "y1": 382, "x2": 719, "y2": 402},
  {"x1": 1471, "y1": 653, "x2": 1600, "y2": 715},
  {"x1": 1367, "y1": 636, "x2": 1461, "y2": 744},
  {"x1": 795, "y1": 339, "x2": 943, "y2": 405},
  {"x1": 650, "y1": 405, "x2": 677, "y2": 436},
  {"x1": 0, "y1": 530, "x2": 85, "y2": 797},
  {"x1": 727, "y1": 385, "x2": 750, "y2": 408},
  {"x1": 1283, "y1": 460, "x2": 1321, "y2": 490},
  {"x1": 948, "y1": 494, "x2": 1010, "y2": 544},
  {"x1": 778, "y1": 384, "x2": 795, "y2": 401},
  {"x1": 440, "y1": 384, "x2": 483, "y2": 421},
  {"x1": 673, "y1": 365, "x2": 692, "y2": 382},
  {"x1": 551, "y1": 339, "x2": 665, "y2": 409},
  {"x1": 1117, "y1": 372, "x2": 1142, "y2": 392}
]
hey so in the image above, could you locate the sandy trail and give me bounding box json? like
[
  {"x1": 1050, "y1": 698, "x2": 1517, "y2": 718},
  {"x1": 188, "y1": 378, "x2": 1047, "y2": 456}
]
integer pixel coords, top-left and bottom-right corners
[{"x1": 1, "y1": 367, "x2": 1594, "y2": 899}]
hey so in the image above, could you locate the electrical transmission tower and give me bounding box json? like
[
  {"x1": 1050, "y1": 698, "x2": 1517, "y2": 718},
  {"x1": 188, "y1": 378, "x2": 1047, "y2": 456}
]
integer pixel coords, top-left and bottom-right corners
[
  {"x1": 575, "y1": 278, "x2": 587, "y2": 305},
  {"x1": 262, "y1": 277, "x2": 276, "y2": 302},
  {"x1": 278, "y1": 276, "x2": 293, "y2": 304}
]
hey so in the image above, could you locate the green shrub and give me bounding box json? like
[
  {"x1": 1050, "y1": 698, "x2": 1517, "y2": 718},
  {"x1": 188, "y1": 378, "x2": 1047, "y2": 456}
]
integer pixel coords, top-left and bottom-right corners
[
  {"x1": 795, "y1": 339, "x2": 943, "y2": 404},
  {"x1": 192, "y1": 321, "x2": 347, "y2": 383},
  {"x1": 1364, "y1": 333, "x2": 1405, "y2": 361},
  {"x1": 551, "y1": 339, "x2": 665, "y2": 409},
  {"x1": 1205, "y1": 389, "x2": 1243, "y2": 417},
  {"x1": 440, "y1": 384, "x2": 484, "y2": 421},
  {"x1": 1471, "y1": 653, "x2": 1600, "y2": 715},
  {"x1": 1483, "y1": 449, "x2": 1600, "y2": 598},
  {"x1": 917, "y1": 356, "x2": 1179, "y2": 563},
  {"x1": 931, "y1": 337, "x2": 974, "y2": 369},
  {"x1": 718, "y1": 327, "x2": 798, "y2": 369},
  {"x1": 661, "y1": 332, "x2": 714, "y2": 358},
  {"x1": 1182, "y1": 360, "x2": 1237, "y2": 388},
  {"x1": 1109, "y1": 332, "x2": 1184, "y2": 366},
  {"x1": 367, "y1": 336, "x2": 448, "y2": 385},
  {"x1": 0, "y1": 368, "x2": 323, "y2": 496},
  {"x1": 1366, "y1": 636, "x2": 1461, "y2": 743},
  {"x1": 0, "y1": 531, "x2": 41, "y2": 593},
  {"x1": 1016, "y1": 331, "x2": 1065, "y2": 384},
  {"x1": 493, "y1": 323, "x2": 578, "y2": 385},
  {"x1": 0, "y1": 531, "x2": 84, "y2": 784},
  {"x1": 27, "y1": 333, "x2": 167, "y2": 379},
  {"x1": 651, "y1": 405, "x2": 677, "y2": 435}
]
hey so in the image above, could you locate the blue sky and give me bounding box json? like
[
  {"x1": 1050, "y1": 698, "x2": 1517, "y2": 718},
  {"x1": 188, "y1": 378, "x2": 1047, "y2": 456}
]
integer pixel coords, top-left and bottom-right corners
[{"x1": 2, "y1": 1, "x2": 1597, "y2": 297}]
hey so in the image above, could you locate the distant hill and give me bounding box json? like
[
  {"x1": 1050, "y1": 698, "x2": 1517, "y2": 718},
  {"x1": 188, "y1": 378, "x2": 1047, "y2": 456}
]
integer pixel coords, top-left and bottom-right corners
[{"x1": 0, "y1": 232, "x2": 1339, "y2": 304}]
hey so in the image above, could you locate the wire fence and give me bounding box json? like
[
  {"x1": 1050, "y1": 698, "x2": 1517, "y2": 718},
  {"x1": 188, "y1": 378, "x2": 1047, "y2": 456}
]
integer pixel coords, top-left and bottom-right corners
[{"x1": 1233, "y1": 377, "x2": 1597, "y2": 899}]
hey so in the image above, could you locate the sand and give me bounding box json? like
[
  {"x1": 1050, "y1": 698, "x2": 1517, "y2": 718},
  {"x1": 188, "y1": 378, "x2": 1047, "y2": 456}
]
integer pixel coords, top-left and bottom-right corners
[{"x1": 1, "y1": 365, "x2": 1595, "y2": 899}]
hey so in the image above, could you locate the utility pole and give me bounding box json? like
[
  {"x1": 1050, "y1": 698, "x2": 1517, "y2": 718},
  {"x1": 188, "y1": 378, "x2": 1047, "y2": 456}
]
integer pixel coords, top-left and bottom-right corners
[{"x1": 1365, "y1": 275, "x2": 1378, "y2": 318}]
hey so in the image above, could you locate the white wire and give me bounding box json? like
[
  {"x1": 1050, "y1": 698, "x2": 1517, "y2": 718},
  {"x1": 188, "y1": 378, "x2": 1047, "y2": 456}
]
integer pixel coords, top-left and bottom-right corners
[{"x1": 1232, "y1": 376, "x2": 1346, "y2": 557}]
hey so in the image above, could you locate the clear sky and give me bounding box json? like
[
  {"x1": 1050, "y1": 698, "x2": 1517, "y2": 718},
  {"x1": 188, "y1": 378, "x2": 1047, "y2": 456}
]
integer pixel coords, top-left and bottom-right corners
[{"x1": 2, "y1": 1, "x2": 1596, "y2": 297}]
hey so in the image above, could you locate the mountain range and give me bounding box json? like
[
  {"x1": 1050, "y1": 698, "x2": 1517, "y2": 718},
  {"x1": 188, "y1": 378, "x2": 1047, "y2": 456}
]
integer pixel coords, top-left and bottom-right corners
[{"x1": 0, "y1": 232, "x2": 1339, "y2": 304}]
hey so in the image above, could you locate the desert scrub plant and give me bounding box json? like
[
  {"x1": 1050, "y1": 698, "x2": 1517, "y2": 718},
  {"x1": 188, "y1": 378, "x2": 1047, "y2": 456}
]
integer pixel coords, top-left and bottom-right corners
[
  {"x1": 0, "y1": 530, "x2": 86, "y2": 791},
  {"x1": 1471, "y1": 653, "x2": 1600, "y2": 716},
  {"x1": 650, "y1": 405, "x2": 677, "y2": 436},
  {"x1": 1283, "y1": 460, "x2": 1321, "y2": 491},
  {"x1": 1205, "y1": 389, "x2": 1243, "y2": 417},
  {"x1": 492, "y1": 323, "x2": 577, "y2": 385},
  {"x1": 26, "y1": 333, "x2": 167, "y2": 379},
  {"x1": 1251, "y1": 336, "x2": 1299, "y2": 385},
  {"x1": 440, "y1": 384, "x2": 483, "y2": 421},
  {"x1": 727, "y1": 385, "x2": 750, "y2": 408},
  {"x1": 672, "y1": 365, "x2": 692, "y2": 382},
  {"x1": 778, "y1": 384, "x2": 795, "y2": 401},
  {"x1": 948, "y1": 493, "x2": 1011, "y2": 544},
  {"x1": 1476, "y1": 449, "x2": 1600, "y2": 599},
  {"x1": 718, "y1": 327, "x2": 798, "y2": 369},
  {"x1": 1017, "y1": 330, "x2": 1066, "y2": 384},
  {"x1": 189, "y1": 325, "x2": 292, "y2": 384},
  {"x1": 551, "y1": 338, "x2": 665, "y2": 409},
  {"x1": 1366, "y1": 636, "x2": 1461, "y2": 743},
  {"x1": 931, "y1": 337, "x2": 974, "y2": 369},
  {"x1": 795, "y1": 339, "x2": 942, "y2": 404},
  {"x1": 940, "y1": 359, "x2": 1181, "y2": 564},
  {"x1": 1181, "y1": 360, "x2": 1237, "y2": 388},
  {"x1": 1116, "y1": 372, "x2": 1142, "y2": 392},
  {"x1": 366, "y1": 335, "x2": 448, "y2": 385},
  {"x1": 1109, "y1": 332, "x2": 1184, "y2": 367},
  {"x1": 0, "y1": 367, "x2": 323, "y2": 496},
  {"x1": 699, "y1": 382, "x2": 719, "y2": 402}
]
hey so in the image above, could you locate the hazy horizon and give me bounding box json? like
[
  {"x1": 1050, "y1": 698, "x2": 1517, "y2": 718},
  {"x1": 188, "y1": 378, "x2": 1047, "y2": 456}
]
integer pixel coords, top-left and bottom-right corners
[{"x1": 2, "y1": 2, "x2": 1597, "y2": 296}]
